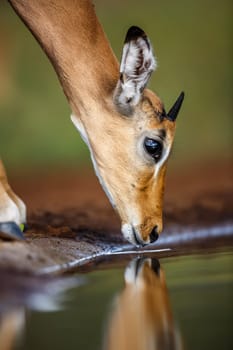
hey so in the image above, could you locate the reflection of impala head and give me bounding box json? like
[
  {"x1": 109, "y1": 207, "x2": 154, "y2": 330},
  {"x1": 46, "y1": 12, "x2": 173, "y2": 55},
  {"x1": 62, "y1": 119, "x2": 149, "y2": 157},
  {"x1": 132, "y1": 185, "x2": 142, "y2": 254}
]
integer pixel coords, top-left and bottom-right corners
[
  {"x1": 104, "y1": 258, "x2": 183, "y2": 350},
  {"x1": 9, "y1": 0, "x2": 184, "y2": 245}
]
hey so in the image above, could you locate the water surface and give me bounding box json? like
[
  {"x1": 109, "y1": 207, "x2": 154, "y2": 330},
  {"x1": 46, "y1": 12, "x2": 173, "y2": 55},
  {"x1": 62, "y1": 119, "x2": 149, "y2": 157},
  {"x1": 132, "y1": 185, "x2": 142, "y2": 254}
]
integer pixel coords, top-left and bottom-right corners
[{"x1": 1, "y1": 250, "x2": 232, "y2": 350}]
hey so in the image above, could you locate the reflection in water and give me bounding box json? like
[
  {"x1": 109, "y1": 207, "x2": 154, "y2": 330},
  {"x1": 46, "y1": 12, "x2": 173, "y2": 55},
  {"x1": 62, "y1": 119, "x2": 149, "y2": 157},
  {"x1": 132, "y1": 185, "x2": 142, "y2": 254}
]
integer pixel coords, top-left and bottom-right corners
[
  {"x1": 0, "y1": 273, "x2": 84, "y2": 350},
  {"x1": 0, "y1": 253, "x2": 231, "y2": 349},
  {"x1": 104, "y1": 258, "x2": 183, "y2": 350},
  {"x1": 0, "y1": 309, "x2": 24, "y2": 350},
  {"x1": 0, "y1": 260, "x2": 182, "y2": 350}
]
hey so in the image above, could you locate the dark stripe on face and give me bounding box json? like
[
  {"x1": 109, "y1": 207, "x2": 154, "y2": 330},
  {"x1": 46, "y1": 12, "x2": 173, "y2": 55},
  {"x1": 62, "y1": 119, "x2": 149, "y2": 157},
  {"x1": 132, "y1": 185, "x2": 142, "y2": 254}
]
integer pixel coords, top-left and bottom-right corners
[{"x1": 159, "y1": 129, "x2": 166, "y2": 140}]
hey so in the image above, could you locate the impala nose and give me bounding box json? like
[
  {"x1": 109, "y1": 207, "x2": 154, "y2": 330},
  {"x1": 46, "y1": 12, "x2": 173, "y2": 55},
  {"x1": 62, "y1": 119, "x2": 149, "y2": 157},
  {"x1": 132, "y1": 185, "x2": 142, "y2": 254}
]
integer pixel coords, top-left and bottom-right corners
[
  {"x1": 149, "y1": 226, "x2": 159, "y2": 243},
  {"x1": 121, "y1": 224, "x2": 160, "y2": 246}
]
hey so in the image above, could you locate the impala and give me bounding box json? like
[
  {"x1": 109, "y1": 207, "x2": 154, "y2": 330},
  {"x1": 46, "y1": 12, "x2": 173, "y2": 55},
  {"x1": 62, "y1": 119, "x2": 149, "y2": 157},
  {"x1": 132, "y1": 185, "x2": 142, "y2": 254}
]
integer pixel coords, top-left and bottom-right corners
[
  {"x1": 104, "y1": 258, "x2": 183, "y2": 350},
  {"x1": 0, "y1": 0, "x2": 184, "y2": 245}
]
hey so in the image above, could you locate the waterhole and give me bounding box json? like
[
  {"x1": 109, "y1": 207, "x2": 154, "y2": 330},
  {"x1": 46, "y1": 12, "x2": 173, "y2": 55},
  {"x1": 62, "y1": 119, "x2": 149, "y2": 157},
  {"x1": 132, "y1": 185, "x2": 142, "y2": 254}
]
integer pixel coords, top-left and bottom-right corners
[{"x1": 0, "y1": 249, "x2": 232, "y2": 350}]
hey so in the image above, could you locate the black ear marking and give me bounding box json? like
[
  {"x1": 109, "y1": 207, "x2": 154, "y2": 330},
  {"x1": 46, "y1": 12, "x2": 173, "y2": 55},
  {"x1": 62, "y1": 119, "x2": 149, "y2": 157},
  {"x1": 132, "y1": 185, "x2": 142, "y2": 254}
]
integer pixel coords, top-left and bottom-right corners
[
  {"x1": 125, "y1": 26, "x2": 146, "y2": 42},
  {"x1": 125, "y1": 26, "x2": 150, "y2": 49}
]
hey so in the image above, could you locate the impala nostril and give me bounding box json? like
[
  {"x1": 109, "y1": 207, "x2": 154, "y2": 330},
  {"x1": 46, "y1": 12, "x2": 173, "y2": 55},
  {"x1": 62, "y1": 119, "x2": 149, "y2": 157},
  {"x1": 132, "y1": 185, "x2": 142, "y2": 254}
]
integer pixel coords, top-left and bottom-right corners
[{"x1": 149, "y1": 226, "x2": 159, "y2": 243}]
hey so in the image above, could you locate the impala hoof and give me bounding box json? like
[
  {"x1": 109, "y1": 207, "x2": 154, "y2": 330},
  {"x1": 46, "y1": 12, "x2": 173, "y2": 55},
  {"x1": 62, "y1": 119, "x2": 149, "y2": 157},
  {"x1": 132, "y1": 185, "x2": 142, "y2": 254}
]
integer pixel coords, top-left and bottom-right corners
[{"x1": 0, "y1": 221, "x2": 25, "y2": 241}]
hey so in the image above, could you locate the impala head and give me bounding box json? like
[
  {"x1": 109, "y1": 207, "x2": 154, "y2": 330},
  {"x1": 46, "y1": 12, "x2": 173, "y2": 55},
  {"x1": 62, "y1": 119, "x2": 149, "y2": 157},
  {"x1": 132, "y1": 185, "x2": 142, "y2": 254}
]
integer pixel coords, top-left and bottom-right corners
[{"x1": 72, "y1": 26, "x2": 184, "y2": 246}]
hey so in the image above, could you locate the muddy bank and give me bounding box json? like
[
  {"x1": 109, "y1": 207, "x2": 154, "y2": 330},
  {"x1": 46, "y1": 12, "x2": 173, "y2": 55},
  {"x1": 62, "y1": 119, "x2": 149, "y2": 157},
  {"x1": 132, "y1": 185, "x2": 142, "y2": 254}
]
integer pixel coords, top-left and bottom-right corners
[{"x1": 0, "y1": 160, "x2": 232, "y2": 274}]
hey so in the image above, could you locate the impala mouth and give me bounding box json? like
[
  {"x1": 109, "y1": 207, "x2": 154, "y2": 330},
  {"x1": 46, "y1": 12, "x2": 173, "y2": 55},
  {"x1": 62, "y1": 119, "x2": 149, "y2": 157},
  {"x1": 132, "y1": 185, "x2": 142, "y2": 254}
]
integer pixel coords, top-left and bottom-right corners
[
  {"x1": 124, "y1": 258, "x2": 156, "y2": 283},
  {"x1": 132, "y1": 227, "x2": 147, "y2": 246},
  {"x1": 124, "y1": 258, "x2": 145, "y2": 283},
  {"x1": 134, "y1": 257, "x2": 147, "y2": 276},
  {"x1": 121, "y1": 224, "x2": 150, "y2": 246}
]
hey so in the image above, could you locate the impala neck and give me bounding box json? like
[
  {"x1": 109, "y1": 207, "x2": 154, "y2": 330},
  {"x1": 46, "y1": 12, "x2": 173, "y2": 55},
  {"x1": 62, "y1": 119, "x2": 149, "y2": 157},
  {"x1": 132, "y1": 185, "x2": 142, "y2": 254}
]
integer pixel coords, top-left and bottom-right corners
[{"x1": 9, "y1": 0, "x2": 119, "y2": 116}]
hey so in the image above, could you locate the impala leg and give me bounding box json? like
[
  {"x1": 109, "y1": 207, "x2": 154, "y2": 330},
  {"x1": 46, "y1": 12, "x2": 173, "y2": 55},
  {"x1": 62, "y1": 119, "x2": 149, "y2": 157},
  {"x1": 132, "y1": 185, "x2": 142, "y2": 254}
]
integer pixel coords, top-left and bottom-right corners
[{"x1": 0, "y1": 160, "x2": 26, "y2": 240}]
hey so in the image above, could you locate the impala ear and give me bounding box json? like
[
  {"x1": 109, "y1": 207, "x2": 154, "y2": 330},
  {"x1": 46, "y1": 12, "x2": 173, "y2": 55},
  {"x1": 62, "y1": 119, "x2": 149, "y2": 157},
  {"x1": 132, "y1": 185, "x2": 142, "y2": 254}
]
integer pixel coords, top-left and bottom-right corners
[{"x1": 114, "y1": 26, "x2": 157, "y2": 116}]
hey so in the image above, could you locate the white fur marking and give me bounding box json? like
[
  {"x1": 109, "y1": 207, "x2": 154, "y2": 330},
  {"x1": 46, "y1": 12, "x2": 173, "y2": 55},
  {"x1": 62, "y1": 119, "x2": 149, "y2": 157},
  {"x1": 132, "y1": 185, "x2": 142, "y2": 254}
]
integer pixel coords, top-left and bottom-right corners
[
  {"x1": 124, "y1": 259, "x2": 137, "y2": 284},
  {"x1": 0, "y1": 192, "x2": 21, "y2": 224},
  {"x1": 12, "y1": 194, "x2": 26, "y2": 223},
  {"x1": 70, "y1": 114, "x2": 115, "y2": 208},
  {"x1": 154, "y1": 144, "x2": 172, "y2": 178},
  {"x1": 118, "y1": 37, "x2": 157, "y2": 107},
  {"x1": 121, "y1": 223, "x2": 137, "y2": 245}
]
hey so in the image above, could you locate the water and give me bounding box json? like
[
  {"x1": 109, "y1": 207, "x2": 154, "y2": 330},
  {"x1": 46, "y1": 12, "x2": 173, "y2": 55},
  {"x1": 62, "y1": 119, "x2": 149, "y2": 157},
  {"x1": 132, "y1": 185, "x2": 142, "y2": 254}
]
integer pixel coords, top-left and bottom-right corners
[{"x1": 0, "y1": 250, "x2": 232, "y2": 350}]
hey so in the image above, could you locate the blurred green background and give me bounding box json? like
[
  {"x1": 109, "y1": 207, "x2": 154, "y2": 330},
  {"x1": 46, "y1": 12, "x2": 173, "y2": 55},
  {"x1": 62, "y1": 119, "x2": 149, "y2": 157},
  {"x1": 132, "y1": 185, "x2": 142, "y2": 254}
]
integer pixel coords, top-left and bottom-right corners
[{"x1": 0, "y1": 0, "x2": 232, "y2": 172}]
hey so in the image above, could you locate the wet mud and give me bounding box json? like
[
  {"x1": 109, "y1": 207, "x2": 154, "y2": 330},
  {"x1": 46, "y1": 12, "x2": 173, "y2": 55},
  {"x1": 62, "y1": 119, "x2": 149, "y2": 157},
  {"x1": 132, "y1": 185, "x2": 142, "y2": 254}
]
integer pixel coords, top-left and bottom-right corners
[{"x1": 0, "y1": 160, "x2": 232, "y2": 274}]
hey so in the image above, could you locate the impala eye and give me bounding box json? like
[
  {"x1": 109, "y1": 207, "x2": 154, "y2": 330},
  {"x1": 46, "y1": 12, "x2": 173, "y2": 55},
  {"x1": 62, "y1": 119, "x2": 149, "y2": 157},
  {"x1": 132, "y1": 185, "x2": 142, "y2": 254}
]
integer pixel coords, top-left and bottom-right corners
[{"x1": 144, "y1": 137, "x2": 163, "y2": 162}]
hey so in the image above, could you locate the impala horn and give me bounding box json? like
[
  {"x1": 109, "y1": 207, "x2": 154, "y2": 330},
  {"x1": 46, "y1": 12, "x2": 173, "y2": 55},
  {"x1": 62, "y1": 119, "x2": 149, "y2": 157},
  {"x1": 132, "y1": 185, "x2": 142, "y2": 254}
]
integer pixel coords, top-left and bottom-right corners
[{"x1": 167, "y1": 91, "x2": 185, "y2": 121}]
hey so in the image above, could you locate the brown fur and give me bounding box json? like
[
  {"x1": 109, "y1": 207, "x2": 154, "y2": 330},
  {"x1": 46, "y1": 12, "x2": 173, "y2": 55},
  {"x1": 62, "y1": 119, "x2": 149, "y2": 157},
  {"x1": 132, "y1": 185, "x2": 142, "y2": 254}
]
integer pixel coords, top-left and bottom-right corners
[
  {"x1": 104, "y1": 259, "x2": 183, "y2": 350},
  {"x1": 1, "y1": 0, "x2": 177, "y2": 243}
]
